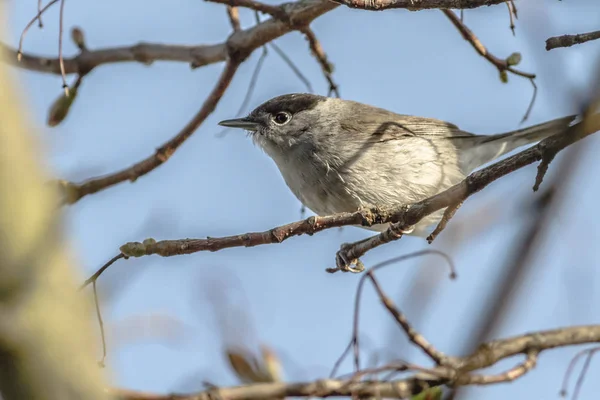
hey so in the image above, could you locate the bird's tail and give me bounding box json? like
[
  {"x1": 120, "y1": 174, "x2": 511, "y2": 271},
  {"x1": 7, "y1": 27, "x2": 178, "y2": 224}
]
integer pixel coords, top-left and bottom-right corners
[{"x1": 462, "y1": 115, "x2": 578, "y2": 172}]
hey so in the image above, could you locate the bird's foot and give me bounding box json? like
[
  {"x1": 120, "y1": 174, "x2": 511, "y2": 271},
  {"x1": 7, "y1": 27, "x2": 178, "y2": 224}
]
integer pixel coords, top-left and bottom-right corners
[{"x1": 327, "y1": 243, "x2": 365, "y2": 274}]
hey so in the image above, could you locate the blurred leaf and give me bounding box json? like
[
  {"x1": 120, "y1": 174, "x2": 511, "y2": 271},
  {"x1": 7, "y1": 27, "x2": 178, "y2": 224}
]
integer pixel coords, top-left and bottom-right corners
[
  {"x1": 226, "y1": 345, "x2": 282, "y2": 384},
  {"x1": 226, "y1": 348, "x2": 265, "y2": 383},
  {"x1": 261, "y1": 345, "x2": 282, "y2": 382}
]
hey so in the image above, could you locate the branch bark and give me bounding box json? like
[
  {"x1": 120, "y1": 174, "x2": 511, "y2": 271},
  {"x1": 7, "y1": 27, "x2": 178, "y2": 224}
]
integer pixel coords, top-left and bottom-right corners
[
  {"x1": 546, "y1": 30, "x2": 600, "y2": 51},
  {"x1": 109, "y1": 325, "x2": 600, "y2": 399},
  {"x1": 58, "y1": 59, "x2": 240, "y2": 204},
  {"x1": 328, "y1": 0, "x2": 506, "y2": 11},
  {"x1": 1, "y1": 0, "x2": 337, "y2": 75}
]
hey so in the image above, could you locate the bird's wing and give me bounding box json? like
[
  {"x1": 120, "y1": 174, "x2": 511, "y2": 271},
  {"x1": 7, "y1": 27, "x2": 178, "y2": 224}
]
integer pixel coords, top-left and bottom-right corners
[{"x1": 339, "y1": 105, "x2": 476, "y2": 139}]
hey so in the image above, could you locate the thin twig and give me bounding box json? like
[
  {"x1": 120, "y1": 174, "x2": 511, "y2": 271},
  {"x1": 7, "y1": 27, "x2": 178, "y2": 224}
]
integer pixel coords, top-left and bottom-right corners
[
  {"x1": 560, "y1": 347, "x2": 600, "y2": 400},
  {"x1": 17, "y1": 0, "x2": 60, "y2": 61},
  {"x1": 367, "y1": 271, "x2": 451, "y2": 365},
  {"x1": 270, "y1": 41, "x2": 314, "y2": 93},
  {"x1": 37, "y1": 0, "x2": 44, "y2": 28},
  {"x1": 426, "y1": 200, "x2": 463, "y2": 244},
  {"x1": 227, "y1": 6, "x2": 242, "y2": 31},
  {"x1": 546, "y1": 30, "x2": 600, "y2": 51},
  {"x1": 344, "y1": 251, "x2": 455, "y2": 372},
  {"x1": 299, "y1": 26, "x2": 339, "y2": 97},
  {"x1": 505, "y1": 1, "x2": 516, "y2": 36},
  {"x1": 5, "y1": 1, "x2": 337, "y2": 76},
  {"x1": 206, "y1": 0, "x2": 288, "y2": 21},
  {"x1": 92, "y1": 281, "x2": 107, "y2": 367},
  {"x1": 464, "y1": 349, "x2": 538, "y2": 385},
  {"x1": 442, "y1": 9, "x2": 537, "y2": 121},
  {"x1": 58, "y1": 0, "x2": 69, "y2": 95},
  {"x1": 79, "y1": 253, "x2": 125, "y2": 290},
  {"x1": 330, "y1": 340, "x2": 354, "y2": 378},
  {"x1": 570, "y1": 350, "x2": 596, "y2": 400}
]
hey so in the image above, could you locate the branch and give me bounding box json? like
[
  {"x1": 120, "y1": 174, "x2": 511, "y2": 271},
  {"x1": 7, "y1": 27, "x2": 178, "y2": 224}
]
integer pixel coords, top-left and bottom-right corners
[
  {"x1": 56, "y1": 59, "x2": 240, "y2": 204},
  {"x1": 207, "y1": 0, "x2": 290, "y2": 20},
  {"x1": 2, "y1": 0, "x2": 529, "y2": 77},
  {"x1": 300, "y1": 26, "x2": 339, "y2": 97},
  {"x1": 442, "y1": 9, "x2": 536, "y2": 121},
  {"x1": 110, "y1": 325, "x2": 600, "y2": 399},
  {"x1": 1, "y1": 0, "x2": 338, "y2": 75},
  {"x1": 546, "y1": 30, "x2": 600, "y2": 51},
  {"x1": 328, "y1": 0, "x2": 506, "y2": 11}
]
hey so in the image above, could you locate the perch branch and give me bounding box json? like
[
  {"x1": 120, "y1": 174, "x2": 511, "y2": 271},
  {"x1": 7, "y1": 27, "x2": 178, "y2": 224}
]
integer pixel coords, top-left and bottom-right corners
[{"x1": 83, "y1": 109, "x2": 599, "y2": 284}]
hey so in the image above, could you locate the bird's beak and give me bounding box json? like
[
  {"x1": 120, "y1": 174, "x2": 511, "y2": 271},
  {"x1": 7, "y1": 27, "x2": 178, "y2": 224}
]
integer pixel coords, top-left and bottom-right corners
[{"x1": 218, "y1": 117, "x2": 260, "y2": 131}]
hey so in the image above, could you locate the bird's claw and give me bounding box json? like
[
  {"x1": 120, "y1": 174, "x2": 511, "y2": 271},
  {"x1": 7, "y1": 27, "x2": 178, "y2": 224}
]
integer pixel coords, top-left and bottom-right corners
[
  {"x1": 391, "y1": 223, "x2": 414, "y2": 237},
  {"x1": 327, "y1": 244, "x2": 365, "y2": 273}
]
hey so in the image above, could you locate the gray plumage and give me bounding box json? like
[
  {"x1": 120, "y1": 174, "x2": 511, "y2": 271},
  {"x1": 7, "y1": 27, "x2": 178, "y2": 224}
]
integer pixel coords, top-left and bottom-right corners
[{"x1": 219, "y1": 93, "x2": 576, "y2": 236}]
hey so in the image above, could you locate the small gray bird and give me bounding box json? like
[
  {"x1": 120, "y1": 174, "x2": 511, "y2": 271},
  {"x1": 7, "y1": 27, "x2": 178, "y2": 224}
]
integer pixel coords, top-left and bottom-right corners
[{"x1": 219, "y1": 93, "x2": 575, "y2": 236}]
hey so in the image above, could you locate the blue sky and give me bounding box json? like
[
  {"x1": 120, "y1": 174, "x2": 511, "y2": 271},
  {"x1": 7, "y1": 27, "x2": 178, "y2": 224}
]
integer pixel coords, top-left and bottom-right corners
[{"x1": 5, "y1": 0, "x2": 600, "y2": 398}]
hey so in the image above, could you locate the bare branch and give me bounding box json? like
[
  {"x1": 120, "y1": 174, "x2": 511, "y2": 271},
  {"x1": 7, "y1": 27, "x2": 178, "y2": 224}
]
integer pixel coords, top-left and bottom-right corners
[
  {"x1": 464, "y1": 349, "x2": 538, "y2": 385},
  {"x1": 227, "y1": 6, "x2": 242, "y2": 31},
  {"x1": 270, "y1": 41, "x2": 314, "y2": 92},
  {"x1": 58, "y1": 0, "x2": 68, "y2": 94},
  {"x1": 328, "y1": 0, "x2": 507, "y2": 11},
  {"x1": 60, "y1": 59, "x2": 240, "y2": 203},
  {"x1": 92, "y1": 281, "x2": 108, "y2": 368},
  {"x1": 561, "y1": 347, "x2": 600, "y2": 400},
  {"x1": 367, "y1": 271, "x2": 450, "y2": 365},
  {"x1": 505, "y1": 1, "x2": 517, "y2": 36},
  {"x1": 17, "y1": 0, "x2": 59, "y2": 62},
  {"x1": 80, "y1": 254, "x2": 126, "y2": 289},
  {"x1": 442, "y1": 9, "x2": 536, "y2": 120},
  {"x1": 546, "y1": 30, "x2": 600, "y2": 51},
  {"x1": 2, "y1": 0, "x2": 338, "y2": 75},
  {"x1": 109, "y1": 325, "x2": 600, "y2": 399},
  {"x1": 299, "y1": 26, "x2": 339, "y2": 97},
  {"x1": 207, "y1": 0, "x2": 290, "y2": 20},
  {"x1": 426, "y1": 200, "x2": 463, "y2": 244}
]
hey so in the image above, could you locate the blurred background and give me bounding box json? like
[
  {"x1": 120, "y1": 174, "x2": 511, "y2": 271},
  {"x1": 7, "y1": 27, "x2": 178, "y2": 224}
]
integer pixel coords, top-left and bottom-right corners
[{"x1": 4, "y1": 0, "x2": 600, "y2": 398}]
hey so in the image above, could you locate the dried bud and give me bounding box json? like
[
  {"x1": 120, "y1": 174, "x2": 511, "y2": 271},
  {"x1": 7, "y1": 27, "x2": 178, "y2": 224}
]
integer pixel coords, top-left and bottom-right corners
[
  {"x1": 47, "y1": 83, "x2": 79, "y2": 127},
  {"x1": 71, "y1": 26, "x2": 86, "y2": 50}
]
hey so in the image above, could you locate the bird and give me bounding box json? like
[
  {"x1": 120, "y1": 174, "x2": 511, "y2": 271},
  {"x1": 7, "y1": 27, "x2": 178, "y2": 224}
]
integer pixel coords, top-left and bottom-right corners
[{"x1": 219, "y1": 93, "x2": 576, "y2": 237}]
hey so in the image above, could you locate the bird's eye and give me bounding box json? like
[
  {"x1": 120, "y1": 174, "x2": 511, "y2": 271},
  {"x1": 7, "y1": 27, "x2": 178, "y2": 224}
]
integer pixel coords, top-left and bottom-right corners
[{"x1": 272, "y1": 111, "x2": 291, "y2": 125}]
